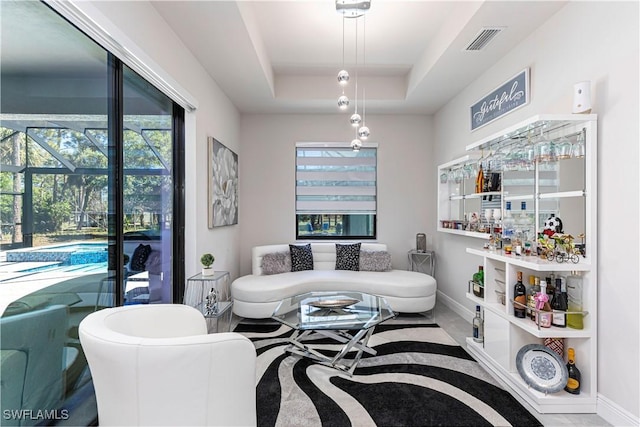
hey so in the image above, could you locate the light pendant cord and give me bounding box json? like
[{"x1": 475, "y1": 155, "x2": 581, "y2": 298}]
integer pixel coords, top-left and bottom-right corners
[
  {"x1": 342, "y1": 16, "x2": 345, "y2": 70},
  {"x1": 355, "y1": 17, "x2": 358, "y2": 113},
  {"x1": 362, "y1": 15, "x2": 366, "y2": 125}
]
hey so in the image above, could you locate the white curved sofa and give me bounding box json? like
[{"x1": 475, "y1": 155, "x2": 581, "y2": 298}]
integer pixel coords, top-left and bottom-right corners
[{"x1": 232, "y1": 243, "x2": 437, "y2": 319}]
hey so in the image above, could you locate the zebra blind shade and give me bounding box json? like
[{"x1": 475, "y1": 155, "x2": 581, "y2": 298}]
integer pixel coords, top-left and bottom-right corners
[{"x1": 296, "y1": 145, "x2": 377, "y2": 214}]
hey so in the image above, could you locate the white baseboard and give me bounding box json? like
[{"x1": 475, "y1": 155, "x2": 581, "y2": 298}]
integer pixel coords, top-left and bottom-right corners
[
  {"x1": 598, "y1": 393, "x2": 639, "y2": 427},
  {"x1": 437, "y1": 290, "x2": 474, "y2": 323}
]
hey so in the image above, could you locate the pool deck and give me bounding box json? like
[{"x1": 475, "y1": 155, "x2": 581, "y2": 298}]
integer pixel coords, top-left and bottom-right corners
[{"x1": 0, "y1": 242, "x2": 153, "y2": 315}]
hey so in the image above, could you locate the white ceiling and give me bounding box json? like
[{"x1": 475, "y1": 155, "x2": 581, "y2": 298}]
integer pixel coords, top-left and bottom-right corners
[{"x1": 152, "y1": 1, "x2": 568, "y2": 115}]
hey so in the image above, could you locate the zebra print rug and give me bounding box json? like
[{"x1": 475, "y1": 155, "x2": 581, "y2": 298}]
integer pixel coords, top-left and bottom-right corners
[{"x1": 234, "y1": 321, "x2": 542, "y2": 427}]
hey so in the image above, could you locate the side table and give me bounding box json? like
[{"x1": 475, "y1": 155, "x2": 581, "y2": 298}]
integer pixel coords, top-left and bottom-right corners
[
  {"x1": 184, "y1": 271, "x2": 233, "y2": 333},
  {"x1": 407, "y1": 250, "x2": 436, "y2": 277}
]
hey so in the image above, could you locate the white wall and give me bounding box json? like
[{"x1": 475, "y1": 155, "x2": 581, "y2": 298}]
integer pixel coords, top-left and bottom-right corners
[
  {"x1": 238, "y1": 114, "x2": 433, "y2": 275},
  {"x1": 432, "y1": 1, "x2": 639, "y2": 423},
  {"x1": 82, "y1": 1, "x2": 242, "y2": 280}
]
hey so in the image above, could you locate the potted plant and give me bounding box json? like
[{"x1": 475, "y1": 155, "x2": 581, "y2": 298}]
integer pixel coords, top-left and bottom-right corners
[{"x1": 200, "y1": 253, "x2": 215, "y2": 276}]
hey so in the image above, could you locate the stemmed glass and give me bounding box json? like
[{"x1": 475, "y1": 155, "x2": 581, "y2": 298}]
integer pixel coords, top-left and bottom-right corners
[
  {"x1": 555, "y1": 136, "x2": 572, "y2": 160},
  {"x1": 535, "y1": 131, "x2": 556, "y2": 162},
  {"x1": 571, "y1": 133, "x2": 586, "y2": 158}
]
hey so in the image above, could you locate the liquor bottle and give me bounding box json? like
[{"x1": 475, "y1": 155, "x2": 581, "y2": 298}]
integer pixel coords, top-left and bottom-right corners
[
  {"x1": 473, "y1": 265, "x2": 484, "y2": 285},
  {"x1": 475, "y1": 164, "x2": 484, "y2": 194},
  {"x1": 565, "y1": 348, "x2": 581, "y2": 394},
  {"x1": 472, "y1": 265, "x2": 484, "y2": 298},
  {"x1": 527, "y1": 276, "x2": 539, "y2": 320},
  {"x1": 512, "y1": 229, "x2": 522, "y2": 256},
  {"x1": 513, "y1": 271, "x2": 527, "y2": 318},
  {"x1": 537, "y1": 280, "x2": 552, "y2": 328},
  {"x1": 566, "y1": 271, "x2": 584, "y2": 329},
  {"x1": 551, "y1": 278, "x2": 567, "y2": 327},
  {"x1": 517, "y1": 201, "x2": 532, "y2": 236},
  {"x1": 503, "y1": 202, "x2": 514, "y2": 241},
  {"x1": 472, "y1": 305, "x2": 484, "y2": 343},
  {"x1": 545, "y1": 276, "x2": 555, "y2": 295}
]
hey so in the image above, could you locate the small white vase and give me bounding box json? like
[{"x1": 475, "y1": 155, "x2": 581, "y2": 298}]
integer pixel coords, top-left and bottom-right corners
[{"x1": 201, "y1": 267, "x2": 215, "y2": 277}]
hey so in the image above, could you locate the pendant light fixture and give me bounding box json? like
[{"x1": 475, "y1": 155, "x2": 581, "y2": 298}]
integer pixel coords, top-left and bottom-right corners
[
  {"x1": 335, "y1": 0, "x2": 371, "y2": 149},
  {"x1": 336, "y1": 0, "x2": 371, "y2": 18}
]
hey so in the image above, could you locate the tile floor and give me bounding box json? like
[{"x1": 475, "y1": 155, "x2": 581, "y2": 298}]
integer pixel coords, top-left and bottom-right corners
[{"x1": 233, "y1": 300, "x2": 611, "y2": 426}]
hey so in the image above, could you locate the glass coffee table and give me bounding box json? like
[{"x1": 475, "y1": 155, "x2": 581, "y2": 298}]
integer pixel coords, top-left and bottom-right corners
[{"x1": 272, "y1": 291, "x2": 396, "y2": 375}]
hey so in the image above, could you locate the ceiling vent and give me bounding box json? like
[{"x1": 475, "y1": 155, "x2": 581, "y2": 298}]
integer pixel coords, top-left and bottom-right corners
[{"x1": 464, "y1": 27, "x2": 504, "y2": 51}]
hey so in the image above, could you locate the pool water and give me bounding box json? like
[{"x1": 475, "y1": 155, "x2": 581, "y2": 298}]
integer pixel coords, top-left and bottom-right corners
[{"x1": 5, "y1": 243, "x2": 108, "y2": 265}]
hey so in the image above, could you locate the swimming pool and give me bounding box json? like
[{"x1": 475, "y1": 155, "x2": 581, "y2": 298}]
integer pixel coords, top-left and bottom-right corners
[{"x1": 5, "y1": 242, "x2": 108, "y2": 265}]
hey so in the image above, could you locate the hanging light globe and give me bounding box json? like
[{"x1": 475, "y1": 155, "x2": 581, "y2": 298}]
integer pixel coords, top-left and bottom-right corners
[
  {"x1": 358, "y1": 125, "x2": 370, "y2": 139},
  {"x1": 351, "y1": 138, "x2": 362, "y2": 151},
  {"x1": 350, "y1": 113, "x2": 362, "y2": 127},
  {"x1": 337, "y1": 70, "x2": 350, "y2": 86},
  {"x1": 337, "y1": 95, "x2": 350, "y2": 110}
]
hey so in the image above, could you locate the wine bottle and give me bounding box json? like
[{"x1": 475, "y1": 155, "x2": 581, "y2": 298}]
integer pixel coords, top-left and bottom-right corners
[
  {"x1": 472, "y1": 305, "x2": 484, "y2": 343},
  {"x1": 537, "y1": 280, "x2": 552, "y2": 327},
  {"x1": 513, "y1": 271, "x2": 527, "y2": 318},
  {"x1": 567, "y1": 271, "x2": 584, "y2": 329},
  {"x1": 565, "y1": 348, "x2": 581, "y2": 394},
  {"x1": 552, "y1": 278, "x2": 567, "y2": 327}
]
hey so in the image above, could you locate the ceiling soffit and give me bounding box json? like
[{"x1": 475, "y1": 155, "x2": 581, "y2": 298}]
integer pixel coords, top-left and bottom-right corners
[{"x1": 151, "y1": 1, "x2": 568, "y2": 114}]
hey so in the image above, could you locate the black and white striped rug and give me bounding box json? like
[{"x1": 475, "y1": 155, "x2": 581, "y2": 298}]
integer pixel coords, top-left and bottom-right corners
[{"x1": 234, "y1": 321, "x2": 542, "y2": 427}]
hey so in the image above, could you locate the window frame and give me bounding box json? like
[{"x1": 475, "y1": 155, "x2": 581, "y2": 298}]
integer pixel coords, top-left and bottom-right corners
[{"x1": 295, "y1": 142, "x2": 377, "y2": 241}]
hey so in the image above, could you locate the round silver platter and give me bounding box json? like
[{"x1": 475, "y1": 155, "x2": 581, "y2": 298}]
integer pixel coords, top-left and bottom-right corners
[
  {"x1": 308, "y1": 298, "x2": 360, "y2": 309},
  {"x1": 516, "y1": 343, "x2": 569, "y2": 394}
]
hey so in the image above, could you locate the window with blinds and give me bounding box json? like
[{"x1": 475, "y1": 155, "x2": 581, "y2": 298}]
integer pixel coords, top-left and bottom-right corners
[{"x1": 295, "y1": 143, "x2": 377, "y2": 239}]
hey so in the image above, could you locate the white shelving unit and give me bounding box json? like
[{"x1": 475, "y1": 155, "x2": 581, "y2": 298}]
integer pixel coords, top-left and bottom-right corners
[
  {"x1": 437, "y1": 153, "x2": 494, "y2": 239},
  {"x1": 441, "y1": 114, "x2": 598, "y2": 414}
]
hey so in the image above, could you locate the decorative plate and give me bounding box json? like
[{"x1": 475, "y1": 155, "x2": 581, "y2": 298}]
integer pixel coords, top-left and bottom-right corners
[
  {"x1": 516, "y1": 344, "x2": 568, "y2": 394},
  {"x1": 308, "y1": 298, "x2": 359, "y2": 309}
]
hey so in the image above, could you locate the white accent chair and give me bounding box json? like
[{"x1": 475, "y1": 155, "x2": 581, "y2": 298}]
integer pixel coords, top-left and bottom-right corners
[{"x1": 79, "y1": 304, "x2": 256, "y2": 426}]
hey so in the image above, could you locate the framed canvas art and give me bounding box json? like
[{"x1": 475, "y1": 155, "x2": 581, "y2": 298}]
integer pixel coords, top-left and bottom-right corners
[{"x1": 208, "y1": 137, "x2": 238, "y2": 228}]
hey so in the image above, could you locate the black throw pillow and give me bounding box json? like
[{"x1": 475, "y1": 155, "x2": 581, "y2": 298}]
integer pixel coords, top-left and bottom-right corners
[
  {"x1": 289, "y1": 244, "x2": 314, "y2": 272},
  {"x1": 130, "y1": 244, "x2": 152, "y2": 271},
  {"x1": 335, "y1": 243, "x2": 361, "y2": 271}
]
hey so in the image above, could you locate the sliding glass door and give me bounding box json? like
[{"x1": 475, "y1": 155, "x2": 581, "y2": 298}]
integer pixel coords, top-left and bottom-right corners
[{"x1": 0, "y1": 1, "x2": 184, "y2": 424}]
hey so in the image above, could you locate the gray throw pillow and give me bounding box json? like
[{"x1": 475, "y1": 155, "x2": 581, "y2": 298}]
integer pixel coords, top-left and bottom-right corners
[
  {"x1": 359, "y1": 250, "x2": 392, "y2": 272},
  {"x1": 289, "y1": 244, "x2": 314, "y2": 272},
  {"x1": 335, "y1": 243, "x2": 361, "y2": 271},
  {"x1": 261, "y1": 252, "x2": 292, "y2": 275},
  {"x1": 145, "y1": 251, "x2": 163, "y2": 274}
]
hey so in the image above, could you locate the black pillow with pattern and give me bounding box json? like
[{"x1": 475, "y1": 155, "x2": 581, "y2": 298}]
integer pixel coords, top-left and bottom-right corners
[
  {"x1": 289, "y1": 244, "x2": 314, "y2": 272},
  {"x1": 130, "y1": 244, "x2": 152, "y2": 271},
  {"x1": 335, "y1": 242, "x2": 361, "y2": 271}
]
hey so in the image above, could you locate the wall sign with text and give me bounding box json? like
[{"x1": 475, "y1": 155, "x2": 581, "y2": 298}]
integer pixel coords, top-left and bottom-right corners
[{"x1": 470, "y1": 68, "x2": 529, "y2": 131}]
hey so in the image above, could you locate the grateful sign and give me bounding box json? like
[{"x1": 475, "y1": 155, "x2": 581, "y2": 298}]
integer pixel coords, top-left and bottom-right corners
[{"x1": 470, "y1": 68, "x2": 529, "y2": 131}]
